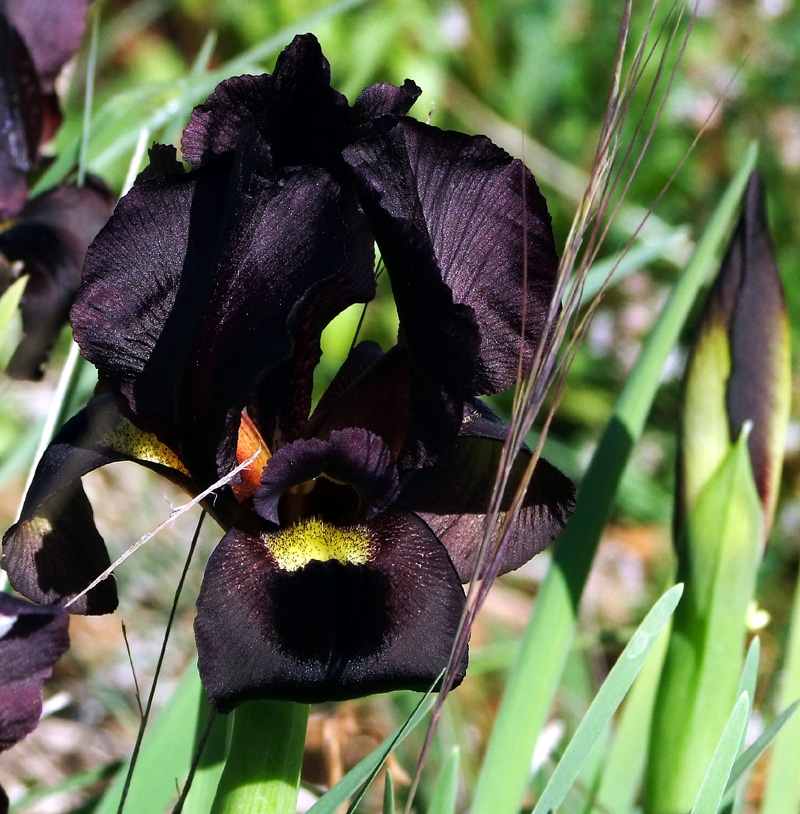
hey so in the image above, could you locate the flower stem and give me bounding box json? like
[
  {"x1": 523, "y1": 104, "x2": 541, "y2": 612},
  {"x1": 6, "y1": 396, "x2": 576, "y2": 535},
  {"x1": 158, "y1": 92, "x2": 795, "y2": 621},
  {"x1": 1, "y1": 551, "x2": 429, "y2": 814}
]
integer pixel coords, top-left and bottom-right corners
[{"x1": 211, "y1": 700, "x2": 309, "y2": 814}]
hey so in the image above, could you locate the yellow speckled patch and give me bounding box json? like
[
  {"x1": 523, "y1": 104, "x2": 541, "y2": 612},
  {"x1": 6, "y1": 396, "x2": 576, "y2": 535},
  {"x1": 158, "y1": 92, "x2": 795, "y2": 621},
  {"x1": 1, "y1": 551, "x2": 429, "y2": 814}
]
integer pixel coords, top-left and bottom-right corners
[
  {"x1": 265, "y1": 518, "x2": 373, "y2": 571},
  {"x1": 27, "y1": 516, "x2": 54, "y2": 536},
  {"x1": 102, "y1": 420, "x2": 189, "y2": 475}
]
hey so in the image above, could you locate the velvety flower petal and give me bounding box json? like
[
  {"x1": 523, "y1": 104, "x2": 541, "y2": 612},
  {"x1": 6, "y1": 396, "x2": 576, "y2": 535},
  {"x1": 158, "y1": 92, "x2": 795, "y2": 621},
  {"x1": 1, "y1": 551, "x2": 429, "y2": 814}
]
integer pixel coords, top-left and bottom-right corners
[
  {"x1": 254, "y1": 428, "x2": 399, "y2": 524},
  {"x1": 195, "y1": 508, "x2": 467, "y2": 709},
  {"x1": 309, "y1": 340, "x2": 385, "y2": 422},
  {"x1": 0, "y1": 179, "x2": 113, "y2": 379},
  {"x1": 245, "y1": 187, "x2": 375, "y2": 446},
  {"x1": 1, "y1": 395, "x2": 194, "y2": 614},
  {"x1": 73, "y1": 138, "x2": 373, "y2": 486},
  {"x1": 0, "y1": 12, "x2": 41, "y2": 218},
  {"x1": 182, "y1": 34, "x2": 419, "y2": 174},
  {"x1": 182, "y1": 35, "x2": 349, "y2": 170},
  {"x1": 175, "y1": 152, "x2": 373, "y2": 483},
  {"x1": 343, "y1": 118, "x2": 559, "y2": 462},
  {"x1": 307, "y1": 343, "x2": 411, "y2": 459},
  {"x1": 0, "y1": 594, "x2": 69, "y2": 752},
  {"x1": 349, "y1": 79, "x2": 421, "y2": 122},
  {"x1": 4, "y1": 0, "x2": 92, "y2": 97},
  {"x1": 72, "y1": 148, "x2": 233, "y2": 451},
  {"x1": 70, "y1": 150, "x2": 210, "y2": 445},
  {"x1": 399, "y1": 402, "x2": 575, "y2": 581},
  {"x1": 2, "y1": 482, "x2": 116, "y2": 615}
]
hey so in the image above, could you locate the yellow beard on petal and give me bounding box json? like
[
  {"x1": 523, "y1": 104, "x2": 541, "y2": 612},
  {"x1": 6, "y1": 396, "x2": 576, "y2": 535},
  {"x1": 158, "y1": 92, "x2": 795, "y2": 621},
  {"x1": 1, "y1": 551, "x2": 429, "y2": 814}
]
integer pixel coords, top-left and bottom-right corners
[
  {"x1": 265, "y1": 518, "x2": 373, "y2": 571},
  {"x1": 101, "y1": 419, "x2": 189, "y2": 475}
]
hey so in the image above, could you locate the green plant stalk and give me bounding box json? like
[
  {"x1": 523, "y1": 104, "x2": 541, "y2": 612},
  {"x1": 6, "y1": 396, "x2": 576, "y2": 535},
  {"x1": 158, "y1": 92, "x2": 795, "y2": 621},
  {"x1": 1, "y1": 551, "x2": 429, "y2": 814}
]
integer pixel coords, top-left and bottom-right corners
[
  {"x1": 211, "y1": 700, "x2": 309, "y2": 814},
  {"x1": 761, "y1": 568, "x2": 800, "y2": 814},
  {"x1": 471, "y1": 144, "x2": 758, "y2": 814},
  {"x1": 426, "y1": 747, "x2": 460, "y2": 814},
  {"x1": 645, "y1": 434, "x2": 763, "y2": 813}
]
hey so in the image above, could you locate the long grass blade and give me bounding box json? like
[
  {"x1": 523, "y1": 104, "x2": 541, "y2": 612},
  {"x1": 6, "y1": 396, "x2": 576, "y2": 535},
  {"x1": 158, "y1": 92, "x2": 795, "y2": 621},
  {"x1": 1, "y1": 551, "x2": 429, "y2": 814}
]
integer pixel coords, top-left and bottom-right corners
[
  {"x1": 690, "y1": 693, "x2": 750, "y2": 814},
  {"x1": 723, "y1": 700, "x2": 800, "y2": 807},
  {"x1": 531, "y1": 584, "x2": 683, "y2": 814},
  {"x1": 594, "y1": 603, "x2": 672, "y2": 813}
]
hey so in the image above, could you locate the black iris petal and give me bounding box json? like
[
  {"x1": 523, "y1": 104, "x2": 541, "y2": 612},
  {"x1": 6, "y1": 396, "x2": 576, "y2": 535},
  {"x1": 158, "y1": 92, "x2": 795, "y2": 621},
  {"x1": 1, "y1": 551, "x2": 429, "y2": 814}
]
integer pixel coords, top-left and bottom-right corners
[{"x1": 271, "y1": 560, "x2": 390, "y2": 669}]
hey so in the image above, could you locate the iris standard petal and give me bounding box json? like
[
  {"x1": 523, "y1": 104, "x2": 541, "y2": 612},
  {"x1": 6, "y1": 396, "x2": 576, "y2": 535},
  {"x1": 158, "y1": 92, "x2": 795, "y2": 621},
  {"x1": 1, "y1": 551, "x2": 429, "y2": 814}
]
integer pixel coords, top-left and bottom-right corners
[
  {"x1": 182, "y1": 35, "x2": 349, "y2": 170},
  {"x1": 399, "y1": 402, "x2": 575, "y2": 581},
  {"x1": 195, "y1": 508, "x2": 467, "y2": 709},
  {"x1": 254, "y1": 427, "x2": 399, "y2": 524},
  {"x1": 342, "y1": 119, "x2": 559, "y2": 467},
  {"x1": 1, "y1": 395, "x2": 194, "y2": 614},
  {"x1": 182, "y1": 34, "x2": 419, "y2": 173},
  {"x1": 72, "y1": 148, "x2": 231, "y2": 450},
  {"x1": 0, "y1": 593, "x2": 69, "y2": 752},
  {"x1": 175, "y1": 141, "x2": 373, "y2": 483},
  {"x1": 0, "y1": 180, "x2": 113, "y2": 379},
  {"x1": 307, "y1": 343, "x2": 411, "y2": 458},
  {"x1": 245, "y1": 186, "x2": 374, "y2": 447},
  {"x1": 73, "y1": 137, "x2": 373, "y2": 486},
  {"x1": 344, "y1": 117, "x2": 559, "y2": 396},
  {"x1": 309, "y1": 340, "x2": 385, "y2": 422}
]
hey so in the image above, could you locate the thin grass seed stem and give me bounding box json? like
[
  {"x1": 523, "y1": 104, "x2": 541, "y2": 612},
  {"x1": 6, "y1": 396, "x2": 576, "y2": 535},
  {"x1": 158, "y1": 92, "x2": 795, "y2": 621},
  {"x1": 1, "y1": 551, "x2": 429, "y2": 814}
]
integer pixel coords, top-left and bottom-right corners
[
  {"x1": 117, "y1": 511, "x2": 207, "y2": 814},
  {"x1": 121, "y1": 622, "x2": 144, "y2": 718},
  {"x1": 412, "y1": 4, "x2": 705, "y2": 810},
  {"x1": 65, "y1": 449, "x2": 260, "y2": 608},
  {"x1": 404, "y1": 7, "x2": 636, "y2": 791}
]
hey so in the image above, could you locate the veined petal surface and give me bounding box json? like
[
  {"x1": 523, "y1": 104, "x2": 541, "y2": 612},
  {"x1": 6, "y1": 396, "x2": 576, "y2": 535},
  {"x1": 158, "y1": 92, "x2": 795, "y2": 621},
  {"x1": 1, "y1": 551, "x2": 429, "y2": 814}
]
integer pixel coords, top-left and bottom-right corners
[
  {"x1": 399, "y1": 402, "x2": 574, "y2": 580},
  {"x1": 195, "y1": 509, "x2": 466, "y2": 710}
]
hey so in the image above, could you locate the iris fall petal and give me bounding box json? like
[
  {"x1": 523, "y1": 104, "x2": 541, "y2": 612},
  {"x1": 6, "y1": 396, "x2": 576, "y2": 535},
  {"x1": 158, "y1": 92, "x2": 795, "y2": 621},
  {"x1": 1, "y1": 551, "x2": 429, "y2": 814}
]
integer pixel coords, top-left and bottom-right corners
[
  {"x1": 399, "y1": 402, "x2": 575, "y2": 580},
  {"x1": 0, "y1": 593, "x2": 69, "y2": 752},
  {"x1": 1, "y1": 395, "x2": 195, "y2": 614},
  {"x1": 195, "y1": 508, "x2": 467, "y2": 710}
]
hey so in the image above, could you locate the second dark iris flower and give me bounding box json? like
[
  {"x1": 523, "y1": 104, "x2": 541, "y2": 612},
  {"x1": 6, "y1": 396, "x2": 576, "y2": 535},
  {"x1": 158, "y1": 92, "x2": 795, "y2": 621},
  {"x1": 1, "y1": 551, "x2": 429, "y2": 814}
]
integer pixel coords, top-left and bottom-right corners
[{"x1": 2, "y1": 35, "x2": 574, "y2": 710}]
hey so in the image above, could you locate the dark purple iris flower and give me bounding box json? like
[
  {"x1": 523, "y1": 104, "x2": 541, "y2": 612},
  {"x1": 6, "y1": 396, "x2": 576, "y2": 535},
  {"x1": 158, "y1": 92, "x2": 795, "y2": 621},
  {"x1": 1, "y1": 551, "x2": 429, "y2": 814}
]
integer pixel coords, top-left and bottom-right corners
[
  {"x1": 0, "y1": 593, "x2": 69, "y2": 814},
  {"x1": 1, "y1": 35, "x2": 574, "y2": 710},
  {"x1": 0, "y1": 0, "x2": 113, "y2": 379}
]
